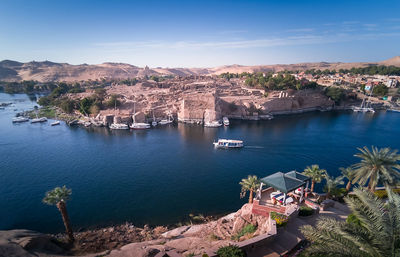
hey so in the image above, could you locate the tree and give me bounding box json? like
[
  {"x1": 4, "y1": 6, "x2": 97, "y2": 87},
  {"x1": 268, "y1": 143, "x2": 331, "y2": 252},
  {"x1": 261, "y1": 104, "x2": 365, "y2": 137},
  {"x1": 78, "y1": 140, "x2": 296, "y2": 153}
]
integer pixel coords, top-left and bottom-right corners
[
  {"x1": 239, "y1": 175, "x2": 260, "y2": 204},
  {"x1": 372, "y1": 83, "x2": 388, "y2": 97},
  {"x1": 323, "y1": 175, "x2": 344, "y2": 199},
  {"x1": 352, "y1": 146, "x2": 400, "y2": 192},
  {"x1": 300, "y1": 187, "x2": 400, "y2": 257},
  {"x1": 43, "y1": 186, "x2": 74, "y2": 242},
  {"x1": 325, "y1": 87, "x2": 345, "y2": 104},
  {"x1": 302, "y1": 165, "x2": 327, "y2": 193},
  {"x1": 340, "y1": 167, "x2": 355, "y2": 192}
]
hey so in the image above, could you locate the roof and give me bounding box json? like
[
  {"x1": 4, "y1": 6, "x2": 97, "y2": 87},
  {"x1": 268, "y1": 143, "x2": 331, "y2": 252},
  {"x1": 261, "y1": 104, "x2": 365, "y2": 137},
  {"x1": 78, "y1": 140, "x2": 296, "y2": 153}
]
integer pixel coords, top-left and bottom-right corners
[
  {"x1": 285, "y1": 171, "x2": 311, "y2": 183},
  {"x1": 260, "y1": 172, "x2": 306, "y2": 193}
]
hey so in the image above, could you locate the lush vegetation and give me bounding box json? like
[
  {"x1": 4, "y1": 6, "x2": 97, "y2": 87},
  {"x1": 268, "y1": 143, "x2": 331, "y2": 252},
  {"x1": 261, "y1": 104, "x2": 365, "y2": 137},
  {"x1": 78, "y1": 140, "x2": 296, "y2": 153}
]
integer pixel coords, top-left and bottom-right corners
[
  {"x1": 298, "y1": 206, "x2": 314, "y2": 217},
  {"x1": 216, "y1": 245, "x2": 246, "y2": 257},
  {"x1": 324, "y1": 87, "x2": 346, "y2": 104},
  {"x1": 372, "y1": 83, "x2": 389, "y2": 97},
  {"x1": 351, "y1": 146, "x2": 400, "y2": 192},
  {"x1": 302, "y1": 165, "x2": 327, "y2": 193},
  {"x1": 239, "y1": 175, "x2": 260, "y2": 204},
  {"x1": 301, "y1": 187, "x2": 400, "y2": 257},
  {"x1": 43, "y1": 186, "x2": 74, "y2": 242},
  {"x1": 270, "y1": 212, "x2": 289, "y2": 227},
  {"x1": 304, "y1": 65, "x2": 400, "y2": 76},
  {"x1": 231, "y1": 224, "x2": 257, "y2": 241}
]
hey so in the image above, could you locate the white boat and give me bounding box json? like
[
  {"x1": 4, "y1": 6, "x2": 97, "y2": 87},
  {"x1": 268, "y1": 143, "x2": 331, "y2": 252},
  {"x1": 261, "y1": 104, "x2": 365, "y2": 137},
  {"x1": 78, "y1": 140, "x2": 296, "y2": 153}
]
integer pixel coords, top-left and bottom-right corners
[
  {"x1": 31, "y1": 117, "x2": 47, "y2": 123},
  {"x1": 110, "y1": 123, "x2": 129, "y2": 130},
  {"x1": 204, "y1": 121, "x2": 222, "y2": 127},
  {"x1": 12, "y1": 117, "x2": 29, "y2": 123},
  {"x1": 213, "y1": 139, "x2": 244, "y2": 149},
  {"x1": 223, "y1": 117, "x2": 230, "y2": 126},
  {"x1": 159, "y1": 111, "x2": 174, "y2": 125},
  {"x1": 151, "y1": 110, "x2": 157, "y2": 127},
  {"x1": 353, "y1": 85, "x2": 375, "y2": 113},
  {"x1": 131, "y1": 102, "x2": 151, "y2": 130},
  {"x1": 51, "y1": 121, "x2": 61, "y2": 126}
]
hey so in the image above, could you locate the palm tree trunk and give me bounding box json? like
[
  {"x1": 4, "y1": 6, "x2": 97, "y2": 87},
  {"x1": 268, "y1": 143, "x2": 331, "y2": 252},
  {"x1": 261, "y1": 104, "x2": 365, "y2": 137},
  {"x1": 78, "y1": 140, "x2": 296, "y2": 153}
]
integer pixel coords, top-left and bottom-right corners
[
  {"x1": 310, "y1": 180, "x2": 315, "y2": 193},
  {"x1": 346, "y1": 181, "x2": 351, "y2": 192},
  {"x1": 249, "y1": 189, "x2": 254, "y2": 203},
  {"x1": 57, "y1": 201, "x2": 74, "y2": 242}
]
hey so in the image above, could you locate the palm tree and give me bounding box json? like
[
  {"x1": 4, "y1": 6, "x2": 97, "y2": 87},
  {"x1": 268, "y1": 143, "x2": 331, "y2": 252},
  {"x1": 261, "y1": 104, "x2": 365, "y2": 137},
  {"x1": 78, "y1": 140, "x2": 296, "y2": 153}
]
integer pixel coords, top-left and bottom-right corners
[
  {"x1": 302, "y1": 165, "x2": 327, "y2": 193},
  {"x1": 239, "y1": 175, "x2": 260, "y2": 204},
  {"x1": 323, "y1": 175, "x2": 344, "y2": 199},
  {"x1": 300, "y1": 187, "x2": 400, "y2": 257},
  {"x1": 43, "y1": 186, "x2": 74, "y2": 242},
  {"x1": 340, "y1": 167, "x2": 355, "y2": 192},
  {"x1": 352, "y1": 146, "x2": 400, "y2": 192}
]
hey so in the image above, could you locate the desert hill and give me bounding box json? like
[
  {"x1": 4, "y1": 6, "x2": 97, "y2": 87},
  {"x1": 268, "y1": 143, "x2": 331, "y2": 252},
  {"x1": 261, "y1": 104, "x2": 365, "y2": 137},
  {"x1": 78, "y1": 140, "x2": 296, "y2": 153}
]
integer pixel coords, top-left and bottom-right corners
[{"x1": 0, "y1": 56, "x2": 399, "y2": 82}]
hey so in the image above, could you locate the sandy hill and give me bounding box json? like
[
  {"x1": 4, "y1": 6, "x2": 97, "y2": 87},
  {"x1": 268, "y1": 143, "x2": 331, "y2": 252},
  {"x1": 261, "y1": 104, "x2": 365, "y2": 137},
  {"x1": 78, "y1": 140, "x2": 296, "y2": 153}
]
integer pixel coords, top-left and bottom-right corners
[{"x1": 0, "y1": 56, "x2": 399, "y2": 82}]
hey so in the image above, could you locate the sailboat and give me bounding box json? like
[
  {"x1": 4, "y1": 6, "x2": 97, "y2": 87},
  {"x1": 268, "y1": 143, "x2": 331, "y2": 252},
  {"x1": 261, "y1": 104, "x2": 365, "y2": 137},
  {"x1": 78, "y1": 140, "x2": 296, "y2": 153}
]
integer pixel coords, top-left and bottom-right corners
[
  {"x1": 151, "y1": 110, "x2": 157, "y2": 127},
  {"x1": 51, "y1": 110, "x2": 61, "y2": 126},
  {"x1": 353, "y1": 85, "x2": 375, "y2": 113},
  {"x1": 130, "y1": 102, "x2": 150, "y2": 130},
  {"x1": 31, "y1": 111, "x2": 47, "y2": 123},
  {"x1": 159, "y1": 111, "x2": 174, "y2": 125},
  {"x1": 110, "y1": 99, "x2": 129, "y2": 130}
]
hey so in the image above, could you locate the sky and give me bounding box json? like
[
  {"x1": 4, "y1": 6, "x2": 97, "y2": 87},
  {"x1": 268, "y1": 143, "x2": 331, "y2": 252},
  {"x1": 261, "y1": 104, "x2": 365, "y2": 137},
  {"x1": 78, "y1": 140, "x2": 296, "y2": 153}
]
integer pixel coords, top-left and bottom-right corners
[{"x1": 0, "y1": 0, "x2": 399, "y2": 67}]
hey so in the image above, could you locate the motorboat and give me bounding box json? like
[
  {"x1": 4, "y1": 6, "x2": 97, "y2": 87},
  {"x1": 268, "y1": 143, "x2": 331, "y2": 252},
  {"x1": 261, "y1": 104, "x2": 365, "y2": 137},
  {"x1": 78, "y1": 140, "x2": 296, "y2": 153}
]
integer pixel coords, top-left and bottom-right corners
[
  {"x1": 51, "y1": 121, "x2": 61, "y2": 126},
  {"x1": 223, "y1": 117, "x2": 229, "y2": 126},
  {"x1": 213, "y1": 139, "x2": 244, "y2": 149},
  {"x1": 130, "y1": 122, "x2": 151, "y2": 130},
  {"x1": 204, "y1": 121, "x2": 222, "y2": 128},
  {"x1": 110, "y1": 123, "x2": 129, "y2": 130},
  {"x1": 12, "y1": 117, "x2": 29, "y2": 123},
  {"x1": 31, "y1": 117, "x2": 47, "y2": 123}
]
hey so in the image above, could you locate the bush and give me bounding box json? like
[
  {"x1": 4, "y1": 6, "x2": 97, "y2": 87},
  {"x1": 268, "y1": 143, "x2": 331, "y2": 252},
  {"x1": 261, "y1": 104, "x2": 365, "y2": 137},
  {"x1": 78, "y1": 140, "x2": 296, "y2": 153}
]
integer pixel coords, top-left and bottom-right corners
[
  {"x1": 374, "y1": 188, "x2": 400, "y2": 198},
  {"x1": 231, "y1": 224, "x2": 257, "y2": 241},
  {"x1": 270, "y1": 212, "x2": 288, "y2": 227},
  {"x1": 299, "y1": 206, "x2": 314, "y2": 216},
  {"x1": 216, "y1": 245, "x2": 246, "y2": 257}
]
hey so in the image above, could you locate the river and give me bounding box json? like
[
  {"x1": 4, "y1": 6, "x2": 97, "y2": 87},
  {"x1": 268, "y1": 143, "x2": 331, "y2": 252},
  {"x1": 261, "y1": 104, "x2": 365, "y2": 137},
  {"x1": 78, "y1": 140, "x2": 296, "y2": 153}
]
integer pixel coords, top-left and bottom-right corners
[{"x1": 0, "y1": 93, "x2": 399, "y2": 233}]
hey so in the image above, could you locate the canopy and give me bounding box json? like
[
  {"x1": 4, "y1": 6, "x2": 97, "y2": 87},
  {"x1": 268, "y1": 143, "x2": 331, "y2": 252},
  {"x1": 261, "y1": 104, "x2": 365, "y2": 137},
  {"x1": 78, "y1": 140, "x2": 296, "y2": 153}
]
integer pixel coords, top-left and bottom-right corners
[
  {"x1": 285, "y1": 170, "x2": 311, "y2": 183},
  {"x1": 260, "y1": 172, "x2": 306, "y2": 193}
]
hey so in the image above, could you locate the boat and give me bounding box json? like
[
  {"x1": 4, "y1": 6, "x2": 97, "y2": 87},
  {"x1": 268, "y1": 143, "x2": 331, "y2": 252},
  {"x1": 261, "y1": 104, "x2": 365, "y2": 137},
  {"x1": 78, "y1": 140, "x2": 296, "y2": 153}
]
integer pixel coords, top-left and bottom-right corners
[
  {"x1": 204, "y1": 121, "x2": 222, "y2": 128},
  {"x1": 223, "y1": 117, "x2": 230, "y2": 126},
  {"x1": 12, "y1": 117, "x2": 29, "y2": 123},
  {"x1": 51, "y1": 111, "x2": 61, "y2": 126},
  {"x1": 353, "y1": 85, "x2": 375, "y2": 113},
  {"x1": 159, "y1": 111, "x2": 173, "y2": 125},
  {"x1": 130, "y1": 102, "x2": 150, "y2": 130},
  {"x1": 213, "y1": 139, "x2": 244, "y2": 149},
  {"x1": 31, "y1": 117, "x2": 47, "y2": 123},
  {"x1": 151, "y1": 110, "x2": 157, "y2": 127},
  {"x1": 110, "y1": 123, "x2": 129, "y2": 130},
  {"x1": 109, "y1": 99, "x2": 129, "y2": 130}
]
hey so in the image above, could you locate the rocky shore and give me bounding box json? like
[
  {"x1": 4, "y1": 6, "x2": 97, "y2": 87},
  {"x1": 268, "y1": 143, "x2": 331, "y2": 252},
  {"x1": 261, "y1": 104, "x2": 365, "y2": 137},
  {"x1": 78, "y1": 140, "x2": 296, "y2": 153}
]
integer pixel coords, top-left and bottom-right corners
[{"x1": 0, "y1": 204, "x2": 273, "y2": 257}]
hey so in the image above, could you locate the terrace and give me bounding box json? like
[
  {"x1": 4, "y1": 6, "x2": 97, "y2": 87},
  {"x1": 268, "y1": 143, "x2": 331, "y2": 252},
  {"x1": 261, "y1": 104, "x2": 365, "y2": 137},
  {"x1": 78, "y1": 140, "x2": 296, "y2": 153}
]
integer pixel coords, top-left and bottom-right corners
[{"x1": 252, "y1": 171, "x2": 311, "y2": 217}]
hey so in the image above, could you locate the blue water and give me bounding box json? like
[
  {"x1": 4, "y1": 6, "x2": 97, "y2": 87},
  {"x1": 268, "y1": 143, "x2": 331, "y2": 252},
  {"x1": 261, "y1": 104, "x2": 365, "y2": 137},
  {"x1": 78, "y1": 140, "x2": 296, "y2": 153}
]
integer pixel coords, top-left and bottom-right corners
[{"x1": 1, "y1": 93, "x2": 399, "y2": 233}]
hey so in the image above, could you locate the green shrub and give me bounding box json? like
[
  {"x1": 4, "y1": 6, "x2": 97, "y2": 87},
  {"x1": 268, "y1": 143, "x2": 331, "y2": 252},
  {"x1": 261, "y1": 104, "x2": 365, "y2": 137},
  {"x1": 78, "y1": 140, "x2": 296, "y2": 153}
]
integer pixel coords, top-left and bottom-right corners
[
  {"x1": 374, "y1": 188, "x2": 400, "y2": 198},
  {"x1": 299, "y1": 206, "x2": 314, "y2": 216},
  {"x1": 216, "y1": 245, "x2": 246, "y2": 257},
  {"x1": 231, "y1": 224, "x2": 257, "y2": 241},
  {"x1": 270, "y1": 212, "x2": 288, "y2": 227}
]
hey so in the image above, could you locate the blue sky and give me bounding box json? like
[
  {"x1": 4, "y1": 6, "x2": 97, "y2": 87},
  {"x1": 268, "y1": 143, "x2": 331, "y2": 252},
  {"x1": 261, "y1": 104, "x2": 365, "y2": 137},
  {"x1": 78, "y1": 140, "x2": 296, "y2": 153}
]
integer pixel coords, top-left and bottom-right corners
[{"x1": 0, "y1": 0, "x2": 399, "y2": 67}]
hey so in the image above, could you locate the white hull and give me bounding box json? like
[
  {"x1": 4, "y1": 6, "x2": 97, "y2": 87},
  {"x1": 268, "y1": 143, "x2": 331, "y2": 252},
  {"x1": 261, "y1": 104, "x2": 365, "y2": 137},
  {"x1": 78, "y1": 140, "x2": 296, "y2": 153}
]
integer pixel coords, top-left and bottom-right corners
[
  {"x1": 31, "y1": 117, "x2": 47, "y2": 123},
  {"x1": 213, "y1": 139, "x2": 244, "y2": 149},
  {"x1": 159, "y1": 120, "x2": 173, "y2": 125},
  {"x1": 12, "y1": 117, "x2": 29, "y2": 123},
  {"x1": 51, "y1": 121, "x2": 61, "y2": 126},
  {"x1": 204, "y1": 121, "x2": 222, "y2": 127},
  {"x1": 223, "y1": 117, "x2": 229, "y2": 126},
  {"x1": 152, "y1": 121, "x2": 158, "y2": 127},
  {"x1": 110, "y1": 123, "x2": 129, "y2": 130},
  {"x1": 130, "y1": 123, "x2": 151, "y2": 130}
]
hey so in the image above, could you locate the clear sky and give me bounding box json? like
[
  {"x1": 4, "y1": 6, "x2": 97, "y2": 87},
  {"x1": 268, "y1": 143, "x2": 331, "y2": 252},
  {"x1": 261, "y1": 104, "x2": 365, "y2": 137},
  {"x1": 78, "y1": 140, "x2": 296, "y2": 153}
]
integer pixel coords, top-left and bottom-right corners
[{"x1": 0, "y1": 0, "x2": 399, "y2": 67}]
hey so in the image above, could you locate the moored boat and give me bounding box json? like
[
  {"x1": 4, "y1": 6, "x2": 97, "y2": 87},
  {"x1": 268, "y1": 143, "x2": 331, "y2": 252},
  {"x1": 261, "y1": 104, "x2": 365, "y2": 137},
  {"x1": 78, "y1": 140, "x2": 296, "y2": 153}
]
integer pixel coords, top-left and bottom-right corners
[
  {"x1": 51, "y1": 121, "x2": 61, "y2": 126},
  {"x1": 12, "y1": 117, "x2": 29, "y2": 123},
  {"x1": 213, "y1": 139, "x2": 244, "y2": 149},
  {"x1": 159, "y1": 111, "x2": 173, "y2": 125},
  {"x1": 223, "y1": 117, "x2": 229, "y2": 126},
  {"x1": 204, "y1": 121, "x2": 222, "y2": 127},
  {"x1": 110, "y1": 123, "x2": 129, "y2": 130},
  {"x1": 31, "y1": 117, "x2": 47, "y2": 123},
  {"x1": 130, "y1": 123, "x2": 151, "y2": 129}
]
